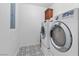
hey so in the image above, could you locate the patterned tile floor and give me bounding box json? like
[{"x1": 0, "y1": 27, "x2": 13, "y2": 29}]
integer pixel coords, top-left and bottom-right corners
[{"x1": 17, "y1": 45, "x2": 44, "y2": 56}]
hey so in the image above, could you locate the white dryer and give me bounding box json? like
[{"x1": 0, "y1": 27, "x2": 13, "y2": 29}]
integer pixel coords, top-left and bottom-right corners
[
  {"x1": 40, "y1": 21, "x2": 50, "y2": 55},
  {"x1": 49, "y1": 8, "x2": 79, "y2": 56}
]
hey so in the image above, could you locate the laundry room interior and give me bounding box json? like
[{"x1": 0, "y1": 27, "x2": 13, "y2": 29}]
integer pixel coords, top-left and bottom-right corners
[{"x1": 0, "y1": 3, "x2": 79, "y2": 56}]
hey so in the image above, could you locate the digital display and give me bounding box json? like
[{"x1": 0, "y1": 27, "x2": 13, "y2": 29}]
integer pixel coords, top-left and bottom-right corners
[{"x1": 62, "y1": 10, "x2": 74, "y2": 17}]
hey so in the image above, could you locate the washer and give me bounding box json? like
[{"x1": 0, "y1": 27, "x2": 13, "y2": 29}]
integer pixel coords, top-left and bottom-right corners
[
  {"x1": 49, "y1": 8, "x2": 79, "y2": 56},
  {"x1": 40, "y1": 21, "x2": 50, "y2": 55}
]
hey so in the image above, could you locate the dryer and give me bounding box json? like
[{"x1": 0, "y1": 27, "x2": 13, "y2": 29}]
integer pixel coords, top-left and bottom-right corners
[
  {"x1": 49, "y1": 8, "x2": 79, "y2": 56},
  {"x1": 40, "y1": 21, "x2": 50, "y2": 55}
]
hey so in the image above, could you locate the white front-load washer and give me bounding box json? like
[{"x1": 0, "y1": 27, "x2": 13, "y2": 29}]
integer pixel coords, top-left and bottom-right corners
[
  {"x1": 40, "y1": 21, "x2": 50, "y2": 55},
  {"x1": 49, "y1": 8, "x2": 79, "y2": 56}
]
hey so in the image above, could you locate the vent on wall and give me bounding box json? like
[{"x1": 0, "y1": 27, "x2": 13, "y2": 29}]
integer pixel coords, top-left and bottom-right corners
[{"x1": 10, "y1": 3, "x2": 15, "y2": 29}]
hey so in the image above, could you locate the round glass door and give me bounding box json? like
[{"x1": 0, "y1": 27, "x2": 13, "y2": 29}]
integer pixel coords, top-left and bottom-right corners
[
  {"x1": 51, "y1": 25, "x2": 66, "y2": 47},
  {"x1": 50, "y1": 21, "x2": 72, "y2": 52}
]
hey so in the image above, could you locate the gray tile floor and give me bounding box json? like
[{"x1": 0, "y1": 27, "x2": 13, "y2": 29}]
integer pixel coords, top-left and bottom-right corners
[{"x1": 17, "y1": 45, "x2": 44, "y2": 56}]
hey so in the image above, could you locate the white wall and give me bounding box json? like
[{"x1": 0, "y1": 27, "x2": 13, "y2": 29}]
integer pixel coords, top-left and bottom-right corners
[
  {"x1": 0, "y1": 3, "x2": 18, "y2": 56},
  {"x1": 0, "y1": 3, "x2": 47, "y2": 55},
  {"x1": 50, "y1": 3, "x2": 79, "y2": 16},
  {"x1": 18, "y1": 4, "x2": 46, "y2": 47},
  {"x1": 10, "y1": 4, "x2": 20, "y2": 55}
]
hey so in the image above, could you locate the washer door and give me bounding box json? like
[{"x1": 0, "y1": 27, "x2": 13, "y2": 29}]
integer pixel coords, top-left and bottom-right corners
[{"x1": 50, "y1": 21, "x2": 72, "y2": 52}]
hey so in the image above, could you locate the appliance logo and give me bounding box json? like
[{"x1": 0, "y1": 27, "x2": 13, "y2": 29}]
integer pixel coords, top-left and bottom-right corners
[{"x1": 62, "y1": 10, "x2": 74, "y2": 17}]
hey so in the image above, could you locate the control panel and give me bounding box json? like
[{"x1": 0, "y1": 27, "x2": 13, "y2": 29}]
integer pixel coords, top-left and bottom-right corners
[{"x1": 62, "y1": 10, "x2": 74, "y2": 18}]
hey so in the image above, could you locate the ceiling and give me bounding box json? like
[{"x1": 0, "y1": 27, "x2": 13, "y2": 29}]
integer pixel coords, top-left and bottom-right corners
[{"x1": 31, "y1": 3, "x2": 53, "y2": 7}]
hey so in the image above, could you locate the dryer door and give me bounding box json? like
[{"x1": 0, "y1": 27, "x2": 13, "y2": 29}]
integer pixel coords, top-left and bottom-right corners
[{"x1": 50, "y1": 21, "x2": 72, "y2": 52}]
